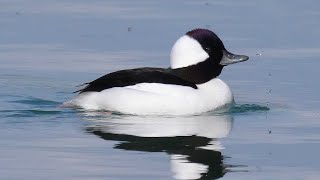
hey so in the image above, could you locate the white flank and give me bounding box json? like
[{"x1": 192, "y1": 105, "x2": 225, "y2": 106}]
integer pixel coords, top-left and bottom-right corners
[
  {"x1": 64, "y1": 78, "x2": 234, "y2": 115},
  {"x1": 170, "y1": 35, "x2": 209, "y2": 69}
]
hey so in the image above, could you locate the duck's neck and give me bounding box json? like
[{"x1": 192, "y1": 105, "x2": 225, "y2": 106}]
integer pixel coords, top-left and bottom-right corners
[{"x1": 168, "y1": 59, "x2": 223, "y2": 84}]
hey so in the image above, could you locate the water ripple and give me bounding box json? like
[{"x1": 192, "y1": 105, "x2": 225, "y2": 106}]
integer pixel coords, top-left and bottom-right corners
[
  {"x1": 9, "y1": 97, "x2": 60, "y2": 106},
  {"x1": 229, "y1": 103, "x2": 269, "y2": 114},
  {"x1": 0, "y1": 109, "x2": 63, "y2": 118}
]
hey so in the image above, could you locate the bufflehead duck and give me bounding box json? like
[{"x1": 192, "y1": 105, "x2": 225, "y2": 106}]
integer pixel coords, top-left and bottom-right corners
[{"x1": 64, "y1": 29, "x2": 249, "y2": 115}]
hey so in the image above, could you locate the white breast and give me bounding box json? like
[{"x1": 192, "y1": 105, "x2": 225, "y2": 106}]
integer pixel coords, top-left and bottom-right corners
[{"x1": 65, "y1": 78, "x2": 234, "y2": 115}]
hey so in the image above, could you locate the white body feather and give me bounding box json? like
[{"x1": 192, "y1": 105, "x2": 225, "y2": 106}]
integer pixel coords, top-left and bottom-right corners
[{"x1": 64, "y1": 78, "x2": 234, "y2": 115}]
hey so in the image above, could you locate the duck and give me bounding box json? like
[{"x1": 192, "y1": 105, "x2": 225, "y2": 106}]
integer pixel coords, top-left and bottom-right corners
[{"x1": 63, "y1": 28, "x2": 249, "y2": 115}]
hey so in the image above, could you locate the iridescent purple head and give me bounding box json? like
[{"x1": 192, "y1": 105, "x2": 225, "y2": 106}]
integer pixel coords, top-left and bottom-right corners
[
  {"x1": 186, "y1": 28, "x2": 225, "y2": 52},
  {"x1": 170, "y1": 28, "x2": 249, "y2": 69}
]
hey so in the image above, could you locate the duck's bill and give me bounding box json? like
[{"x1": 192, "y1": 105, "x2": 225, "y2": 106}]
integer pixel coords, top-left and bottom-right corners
[{"x1": 220, "y1": 50, "x2": 249, "y2": 66}]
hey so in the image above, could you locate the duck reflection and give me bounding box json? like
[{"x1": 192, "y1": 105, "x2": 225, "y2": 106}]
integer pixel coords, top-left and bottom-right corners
[{"x1": 84, "y1": 113, "x2": 236, "y2": 179}]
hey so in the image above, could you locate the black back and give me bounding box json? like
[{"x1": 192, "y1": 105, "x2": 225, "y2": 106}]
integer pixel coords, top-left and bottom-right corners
[{"x1": 76, "y1": 67, "x2": 197, "y2": 93}]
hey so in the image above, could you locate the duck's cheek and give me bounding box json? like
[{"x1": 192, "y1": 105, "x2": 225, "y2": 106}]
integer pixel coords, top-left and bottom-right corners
[{"x1": 170, "y1": 35, "x2": 209, "y2": 69}]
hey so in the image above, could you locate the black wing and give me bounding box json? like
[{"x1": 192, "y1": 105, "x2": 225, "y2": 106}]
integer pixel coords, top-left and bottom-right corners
[{"x1": 76, "y1": 67, "x2": 197, "y2": 93}]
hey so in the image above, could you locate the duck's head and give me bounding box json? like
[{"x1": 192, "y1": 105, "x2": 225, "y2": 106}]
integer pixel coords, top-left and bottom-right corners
[{"x1": 170, "y1": 28, "x2": 249, "y2": 84}]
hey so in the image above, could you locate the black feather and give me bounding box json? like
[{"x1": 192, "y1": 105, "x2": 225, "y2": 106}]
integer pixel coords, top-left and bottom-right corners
[{"x1": 76, "y1": 67, "x2": 197, "y2": 93}]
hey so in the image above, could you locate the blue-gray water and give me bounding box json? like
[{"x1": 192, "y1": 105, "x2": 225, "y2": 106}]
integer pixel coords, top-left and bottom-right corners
[{"x1": 1, "y1": 0, "x2": 320, "y2": 179}]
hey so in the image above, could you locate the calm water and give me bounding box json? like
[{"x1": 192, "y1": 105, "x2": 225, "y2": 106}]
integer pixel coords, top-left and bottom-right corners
[{"x1": 1, "y1": 0, "x2": 320, "y2": 179}]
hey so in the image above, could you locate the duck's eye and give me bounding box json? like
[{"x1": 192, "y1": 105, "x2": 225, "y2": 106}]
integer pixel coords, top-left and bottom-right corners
[{"x1": 205, "y1": 47, "x2": 212, "y2": 53}]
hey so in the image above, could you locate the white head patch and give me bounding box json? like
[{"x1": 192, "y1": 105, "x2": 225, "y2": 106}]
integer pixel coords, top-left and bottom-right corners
[{"x1": 170, "y1": 35, "x2": 209, "y2": 69}]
